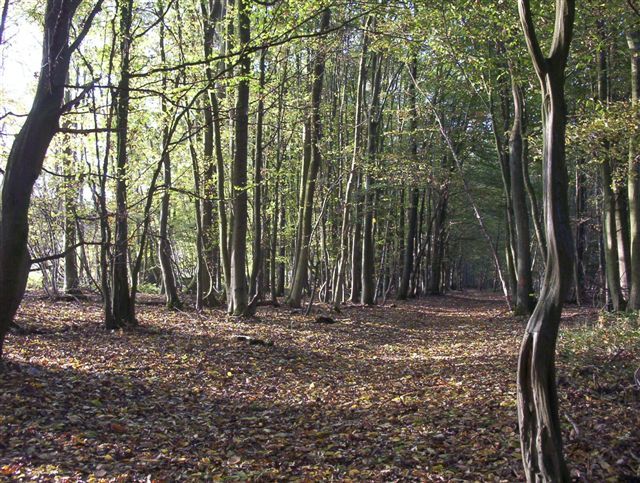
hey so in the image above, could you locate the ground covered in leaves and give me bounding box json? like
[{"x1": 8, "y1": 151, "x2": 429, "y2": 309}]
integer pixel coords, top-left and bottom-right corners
[{"x1": 1, "y1": 292, "x2": 639, "y2": 481}]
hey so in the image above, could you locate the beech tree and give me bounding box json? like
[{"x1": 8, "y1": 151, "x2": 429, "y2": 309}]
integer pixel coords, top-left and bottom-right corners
[{"x1": 516, "y1": 0, "x2": 575, "y2": 480}]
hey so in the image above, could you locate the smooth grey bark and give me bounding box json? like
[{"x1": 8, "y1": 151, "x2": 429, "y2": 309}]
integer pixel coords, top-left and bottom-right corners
[
  {"x1": 574, "y1": 157, "x2": 587, "y2": 305},
  {"x1": 270, "y1": 55, "x2": 288, "y2": 302},
  {"x1": 627, "y1": 31, "x2": 640, "y2": 310},
  {"x1": 186, "y1": 112, "x2": 206, "y2": 310},
  {"x1": 602, "y1": 160, "x2": 625, "y2": 310},
  {"x1": 201, "y1": 0, "x2": 228, "y2": 308},
  {"x1": 0, "y1": 0, "x2": 102, "y2": 357},
  {"x1": 249, "y1": 48, "x2": 267, "y2": 300},
  {"x1": 228, "y1": 0, "x2": 250, "y2": 315},
  {"x1": 398, "y1": 59, "x2": 419, "y2": 301},
  {"x1": 288, "y1": 8, "x2": 331, "y2": 307},
  {"x1": 516, "y1": 0, "x2": 575, "y2": 480},
  {"x1": 361, "y1": 48, "x2": 382, "y2": 306},
  {"x1": 332, "y1": 15, "x2": 371, "y2": 306},
  {"x1": 597, "y1": 24, "x2": 625, "y2": 311},
  {"x1": 490, "y1": 79, "x2": 517, "y2": 303},
  {"x1": 509, "y1": 79, "x2": 535, "y2": 315},
  {"x1": 615, "y1": 193, "x2": 632, "y2": 295},
  {"x1": 350, "y1": 181, "x2": 362, "y2": 302}
]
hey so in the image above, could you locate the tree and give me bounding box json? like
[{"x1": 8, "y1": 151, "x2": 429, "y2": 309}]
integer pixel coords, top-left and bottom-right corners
[
  {"x1": 228, "y1": 0, "x2": 251, "y2": 316},
  {"x1": 288, "y1": 8, "x2": 331, "y2": 307},
  {"x1": 516, "y1": 0, "x2": 575, "y2": 480},
  {"x1": 509, "y1": 77, "x2": 535, "y2": 315},
  {"x1": 158, "y1": 11, "x2": 182, "y2": 310},
  {"x1": 627, "y1": 29, "x2": 640, "y2": 310},
  {"x1": 110, "y1": 0, "x2": 137, "y2": 329},
  {"x1": 361, "y1": 46, "x2": 382, "y2": 306},
  {"x1": 398, "y1": 57, "x2": 419, "y2": 301},
  {"x1": 0, "y1": 0, "x2": 102, "y2": 358}
]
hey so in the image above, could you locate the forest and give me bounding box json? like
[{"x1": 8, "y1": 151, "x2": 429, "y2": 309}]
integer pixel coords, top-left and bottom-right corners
[{"x1": 0, "y1": 0, "x2": 639, "y2": 480}]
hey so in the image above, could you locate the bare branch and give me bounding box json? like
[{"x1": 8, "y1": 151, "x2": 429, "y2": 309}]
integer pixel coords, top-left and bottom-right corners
[
  {"x1": 31, "y1": 242, "x2": 103, "y2": 265},
  {"x1": 517, "y1": 0, "x2": 547, "y2": 77},
  {"x1": 68, "y1": 0, "x2": 105, "y2": 54}
]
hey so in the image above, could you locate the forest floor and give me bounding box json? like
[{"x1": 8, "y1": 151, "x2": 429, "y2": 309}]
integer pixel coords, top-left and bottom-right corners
[{"x1": 0, "y1": 291, "x2": 639, "y2": 482}]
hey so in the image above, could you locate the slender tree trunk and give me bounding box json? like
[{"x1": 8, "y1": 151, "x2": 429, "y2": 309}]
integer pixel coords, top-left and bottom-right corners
[
  {"x1": 398, "y1": 59, "x2": 419, "y2": 300},
  {"x1": 249, "y1": 48, "x2": 266, "y2": 299},
  {"x1": 491, "y1": 85, "x2": 517, "y2": 303},
  {"x1": 332, "y1": 15, "x2": 371, "y2": 306},
  {"x1": 510, "y1": 79, "x2": 535, "y2": 315},
  {"x1": 277, "y1": 203, "x2": 286, "y2": 296},
  {"x1": 627, "y1": 31, "x2": 640, "y2": 310},
  {"x1": 287, "y1": 9, "x2": 331, "y2": 307},
  {"x1": 111, "y1": 0, "x2": 137, "y2": 329},
  {"x1": 350, "y1": 182, "x2": 362, "y2": 302},
  {"x1": 361, "y1": 48, "x2": 382, "y2": 305},
  {"x1": 201, "y1": 0, "x2": 228, "y2": 307},
  {"x1": 615, "y1": 192, "x2": 631, "y2": 295},
  {"x1": 229, "y1": 0, "x2": 250, "y2": 315},
  {"x1": 62, "y1": 90, "x2": 80, "y2": 295},
  {"x1": 516, "y1": 1, "x2": 575, "y2": 480},
  {"x1": 574, "y1": 157, "x2": 587, "y2": 305},
  {"x1": 523, "y1": 134, "x2": 547, "y2": 263},
  {"x1": 429, "y1": 185, "x2": 448, "y2": 295},
  {"x1": 186, "y1": 113, "x2": 206, "y2": 310},
  {"x1": 158, "y1": 15, "x2": 181, "y2": 310},
  {"x1": 598, "y1": 24, "x2": 625, "y2": 311}
]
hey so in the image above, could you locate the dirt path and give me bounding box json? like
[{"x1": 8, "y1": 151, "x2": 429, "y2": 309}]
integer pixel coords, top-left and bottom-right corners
[{"x1": 1, "y1": 292, "x2": 637, "y2": 481}]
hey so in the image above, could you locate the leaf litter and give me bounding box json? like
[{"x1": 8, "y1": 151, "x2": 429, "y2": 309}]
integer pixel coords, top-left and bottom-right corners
[{"x1": 0, "y1": 291, "x2": 638, "y2": 481}]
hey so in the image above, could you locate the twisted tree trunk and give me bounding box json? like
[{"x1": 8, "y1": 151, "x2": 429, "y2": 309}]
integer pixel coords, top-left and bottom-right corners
[{"x1": 517, "y1": 0, "x2": 575, "y2": 480}]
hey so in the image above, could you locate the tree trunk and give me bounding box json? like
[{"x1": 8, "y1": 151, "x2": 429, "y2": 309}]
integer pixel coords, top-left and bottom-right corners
[
  {"x1": 574, "y1": 157, "x2": 587, "y2": 305},
  {"x1": 288, "y1": 8, "x2": 330, "y2": 307},
  {"x1": 615, "y1": 192, "x2": 632, "y2": 295},
  {"x1": 523, "y1": 133, "x2": 547, "y2": 263},
  {"x1": 509, "y1": 79, "x2": 535, "y2": 315},
  {"x1": 249, "y1": 48, "x2": 267, "y2": 299},
  {"x1": 429, "y1": 185, "x2": 448, "y2": 295},
  {"x1": 0, "y1": 0, "x2": 101, "y2": 357},
  {"x1": 111, "y1": 0, "x2": 137, "y2": 329},
  {"x1": 398, "y1": 59, "x2": 419, "y2": 301},
  {"x1": 332, "y1": 15, "x2": 371, "y2": 306},
  {"x1": 62, "y1": 90, "x2": 81, "y2": 295},
  {"x1": 158, "y1": 15, "x2": 181, "y2": 310},
  {"x1": 627, "y1": 31, "x2": 640, "y2": 310},
  {"x1": 516, "y1": 0, "x2": 575, "y2": 480},
  {"x1": 597, "y1": 24, "x2": 625, "y2": 311},
  {"x1": 361, "y1": 47, "x2": 382, "y2": 306},
  {"x1": 229, "y1": 0, "x2": 250, "y2": 315}
]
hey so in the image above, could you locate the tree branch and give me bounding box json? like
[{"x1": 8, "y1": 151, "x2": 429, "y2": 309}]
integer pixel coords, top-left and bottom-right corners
[
  {"x1": 31, "y1": 242, "x2": 103, "y2": 265},
  {"x1": 68, "y1": 0, "x2": 105, "y2": 54},
  {"x1": 549, "y1": 0, "x2": 576, "y2": 65},
  {"x1": 517, "y1": 0, "x2": 547, "y2": 77}
]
